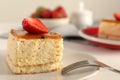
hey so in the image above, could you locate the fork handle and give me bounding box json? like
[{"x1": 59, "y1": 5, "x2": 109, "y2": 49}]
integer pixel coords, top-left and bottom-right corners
[{"x1": 95, "y1": 60, "x2": 120, "y2": 74}]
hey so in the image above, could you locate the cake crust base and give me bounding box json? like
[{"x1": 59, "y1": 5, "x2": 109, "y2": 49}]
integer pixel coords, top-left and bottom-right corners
[{"x1": 7, "y1": 56, "x2": 61, "y2": 74}]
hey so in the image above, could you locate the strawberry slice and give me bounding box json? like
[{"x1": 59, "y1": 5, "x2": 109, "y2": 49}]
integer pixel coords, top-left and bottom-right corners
[
  {"x1": 114, "y1": 12, "x2": 120, "y2": 21},
  {"x1": 22, "y1": 18, "x2": 50, "y2": 34}
]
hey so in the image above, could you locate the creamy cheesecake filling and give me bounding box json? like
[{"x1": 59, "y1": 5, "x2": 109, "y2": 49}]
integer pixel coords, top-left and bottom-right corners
[
  {"x1": 99, "y1": 32, "x2": 120, "y2": 40},
  {"x1": 8, "y1": 33, "x2": 63, "y2": 66},
  {"x1": 8, "y1": 29, "x2": 63, "y2": 66},
  {"x1": 99, "y1": 19, "x2": 120, "y2": 40},
  {"x1": 8, "y1": 54, "x2": 62, "y2": 67},
  {"x1": 7, "y1": 55, "x2": 61, "y2": 67},
  {"x1": 7, "y1": 29, "x2": 63, "y2": 74}
]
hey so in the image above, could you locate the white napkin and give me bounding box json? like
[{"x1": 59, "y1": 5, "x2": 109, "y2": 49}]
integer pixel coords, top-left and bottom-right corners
[{"x1": 52, "y1": 24, "x2": 79, "y2": 37}]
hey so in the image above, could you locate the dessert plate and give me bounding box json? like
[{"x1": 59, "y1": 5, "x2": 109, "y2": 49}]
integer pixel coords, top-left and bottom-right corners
[
  {"x1": 78, "y1": 27, "x2": 120, "y2": 49},
  {"x1": 0, "y1": 39, "x2": 99, "y2": 80}
]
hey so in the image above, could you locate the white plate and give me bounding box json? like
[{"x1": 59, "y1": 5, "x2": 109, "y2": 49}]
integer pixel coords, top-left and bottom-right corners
[
  {"x1": 0, "y1": 40, "x2": 99, "y2": 80},
  {"x1": 78, "y1": 27, "x2": 120, "y2": 45},
  {"x1": 78, "y1": 27, "x2": 120, "y2": 49},
  {"x1": 39, "y1": 18, "x2": 69, "y2": 29}
]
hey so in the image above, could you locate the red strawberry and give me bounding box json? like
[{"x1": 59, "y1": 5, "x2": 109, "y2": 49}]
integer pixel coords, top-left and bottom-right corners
[
  {"x1": 40, "y1": 9, "x2": 52, "y2": 18},
  {"x1": 22, "y1": 18, "x2": 50, "y2": 34},
  {"x1": 30, "y1": 12, "x2": 37, "y2": 18},
  {"x1": 114, "y1": 12, "x2": 120, "y2": 21},
  {"x1": 52, "y1": 6, "x2": 67, "y2": 18},
  {"x1": 36, "y1": 7, "x2": 46, "y2": 18}
]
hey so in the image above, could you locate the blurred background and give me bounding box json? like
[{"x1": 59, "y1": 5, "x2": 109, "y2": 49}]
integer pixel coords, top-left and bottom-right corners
[{"x1": 0, "y1": 0, "x2": 120, "y2": 22}]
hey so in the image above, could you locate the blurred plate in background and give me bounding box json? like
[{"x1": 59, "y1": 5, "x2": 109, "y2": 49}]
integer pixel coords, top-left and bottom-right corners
[{"x1": 78, "y1": 27, "x2": 120, "y2": 49}]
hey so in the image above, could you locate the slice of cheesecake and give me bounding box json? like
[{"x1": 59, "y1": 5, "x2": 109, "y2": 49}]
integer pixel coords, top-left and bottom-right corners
[
  {"x1": 7, "y1": 29, "x2": 63, "y2": 74},
  {"x1": 98, "y1": 19, "x2": 120, "y2": 40}
]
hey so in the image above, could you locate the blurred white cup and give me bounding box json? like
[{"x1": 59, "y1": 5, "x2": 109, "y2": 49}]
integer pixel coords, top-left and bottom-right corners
[{"x1": 70, "y1": 1, "x2": 93, "y2": 29}]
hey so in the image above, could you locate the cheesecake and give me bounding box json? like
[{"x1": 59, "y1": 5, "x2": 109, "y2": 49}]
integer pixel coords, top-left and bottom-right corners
[
  {"x1": 98, "y1": 19, "x2": 120, "y2": 40},
  {"x1": 7, "y1": 29, "x2": 63, "y2": 74}
]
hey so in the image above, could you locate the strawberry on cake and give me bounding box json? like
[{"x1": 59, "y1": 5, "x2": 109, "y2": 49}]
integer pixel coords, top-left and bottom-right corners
[{"x1": 7, "y1": 18, "x2": 63, "y2": 74}]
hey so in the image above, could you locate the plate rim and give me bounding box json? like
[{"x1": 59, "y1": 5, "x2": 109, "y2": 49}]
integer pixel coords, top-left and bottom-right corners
[
  {"x1": 62, "y1": 47, "x2": 100, "y2": 80},
  {"x1": 78, "y1": 27, "x2": 120, "y2": 45}
]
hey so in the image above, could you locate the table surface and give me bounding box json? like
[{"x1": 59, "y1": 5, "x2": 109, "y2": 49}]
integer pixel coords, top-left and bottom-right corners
[{"x1": 0, "y1": 22, "x2": 120, "y2": 80}]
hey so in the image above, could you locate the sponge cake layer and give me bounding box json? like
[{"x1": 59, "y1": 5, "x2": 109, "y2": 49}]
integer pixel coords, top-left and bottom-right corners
[
  {"x1": 7, "y1": 56, "x2": 61, "y2": 74},
  {"x1": 7, "y1": 29, "x2": 63, "y2": 74}
]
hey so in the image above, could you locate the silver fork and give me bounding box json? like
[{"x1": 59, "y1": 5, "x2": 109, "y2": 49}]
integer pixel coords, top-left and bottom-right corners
[
  {"x1": 62, "y1": 60, "x2": 120, "y2": 75},
  {"x1": 62, "y1": 60, "x2": 99, "y2": 75}
]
